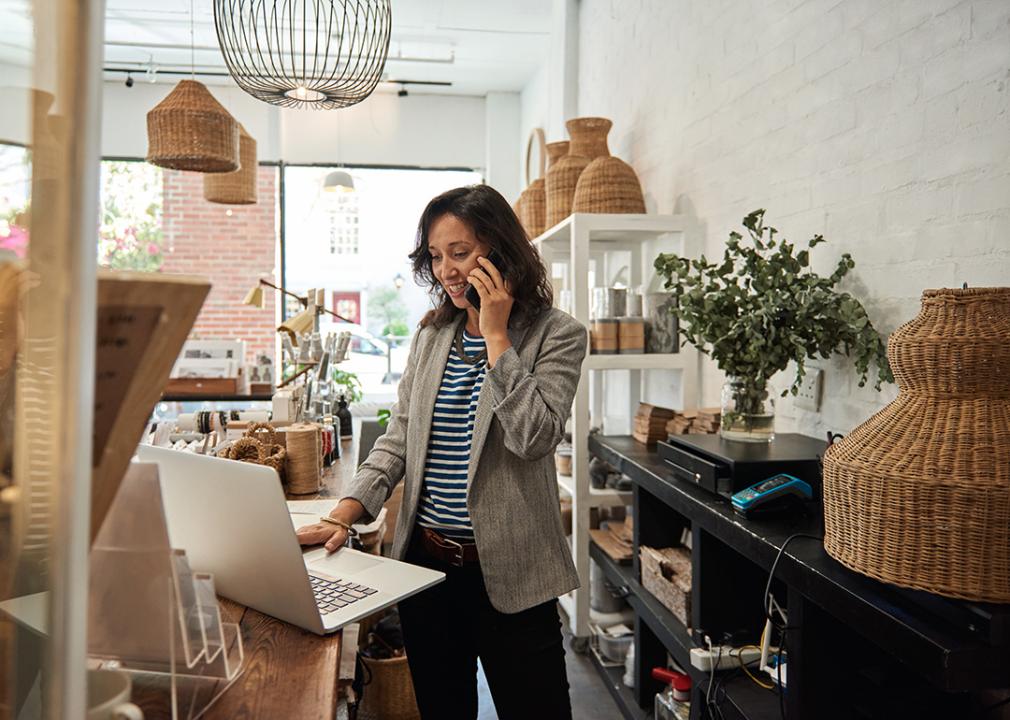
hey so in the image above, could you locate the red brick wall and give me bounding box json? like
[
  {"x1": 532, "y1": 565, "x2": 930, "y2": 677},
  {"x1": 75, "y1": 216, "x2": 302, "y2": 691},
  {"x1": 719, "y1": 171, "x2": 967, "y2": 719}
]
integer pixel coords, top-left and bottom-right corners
[{"x1": 160, "y1": 166, "x2": 278, "y2": 366}]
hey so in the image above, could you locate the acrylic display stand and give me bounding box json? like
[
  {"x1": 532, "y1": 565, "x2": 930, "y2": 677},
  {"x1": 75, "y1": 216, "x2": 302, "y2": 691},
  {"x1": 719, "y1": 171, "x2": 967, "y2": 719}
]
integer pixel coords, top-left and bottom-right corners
[{"x1": 88, "y1": 461, "x2": 244, "y2": 719}]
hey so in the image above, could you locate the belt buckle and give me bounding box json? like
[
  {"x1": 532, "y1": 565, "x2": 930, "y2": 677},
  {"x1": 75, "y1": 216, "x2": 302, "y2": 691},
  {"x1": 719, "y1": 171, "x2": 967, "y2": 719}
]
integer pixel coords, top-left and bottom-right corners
[{"x1": 441, "y1": 534, "x2": 465, "y2": 567}]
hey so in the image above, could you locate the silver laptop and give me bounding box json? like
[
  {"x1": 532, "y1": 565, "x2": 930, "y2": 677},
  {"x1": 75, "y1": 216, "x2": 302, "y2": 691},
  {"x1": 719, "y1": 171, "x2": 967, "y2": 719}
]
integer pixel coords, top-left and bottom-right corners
[{"x1": 136, "y1": 444, "x2": 444, "y2": 635}]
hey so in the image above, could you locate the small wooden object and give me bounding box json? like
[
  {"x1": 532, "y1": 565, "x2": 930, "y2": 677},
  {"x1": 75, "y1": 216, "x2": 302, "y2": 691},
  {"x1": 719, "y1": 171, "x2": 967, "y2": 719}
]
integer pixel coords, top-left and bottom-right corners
[
  {"x1": 665, "y1": 407, "x2": 721, "y2": 436},
  {"x1": 633, "y1": 403, "x2": 676, "y2": 445},
  {"x1": 591, "y1": 528, "x2": 632, "y2": 564},
  {"x1": 618, "y1": 317, "x2": 645, "y2": 354},
  {"x1": 591, "y1": 319, "x2": 619, "y2": 354},
  {"x1": 164, "y1": 377, "x2": 239, "y2": 397}
]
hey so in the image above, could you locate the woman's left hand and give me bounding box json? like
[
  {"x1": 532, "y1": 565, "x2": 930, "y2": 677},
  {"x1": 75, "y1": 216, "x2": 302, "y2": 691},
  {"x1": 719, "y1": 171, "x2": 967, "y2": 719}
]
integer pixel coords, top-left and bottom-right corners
[{"x1": 468, "y1": 255, "x2": 514, "y2": 341}]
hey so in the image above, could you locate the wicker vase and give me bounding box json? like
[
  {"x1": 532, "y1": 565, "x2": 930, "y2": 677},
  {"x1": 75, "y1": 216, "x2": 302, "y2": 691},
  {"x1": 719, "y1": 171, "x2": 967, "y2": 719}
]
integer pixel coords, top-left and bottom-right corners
[
  {"x1": 522, "y1": 141, "x2": 567, "y2": 238},
  {"x1": 147, "y1": 79, "x2": 239, "y2": 173},
  {"x1": 203, "y1": 124, "x2": 258, "y2": 204},
  {"x1": 546, "y1": 118, "x2": 611, "y2": 227},
  {"x1": 573, "y1": 125, "x2": 645, "y2": 214},
  {"x1": 823, "y1": 287, "x2": 1010, "y2": 602},
  {"x1": 356, "y1": 655, "x2": 421, "y2": 720}
]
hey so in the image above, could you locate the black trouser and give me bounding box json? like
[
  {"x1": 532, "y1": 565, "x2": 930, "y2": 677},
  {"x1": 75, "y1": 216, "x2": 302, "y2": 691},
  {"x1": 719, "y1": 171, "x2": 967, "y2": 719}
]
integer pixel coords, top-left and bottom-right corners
[{"x1": 397, "y1": 531, "x2": 573, "y2": 720}]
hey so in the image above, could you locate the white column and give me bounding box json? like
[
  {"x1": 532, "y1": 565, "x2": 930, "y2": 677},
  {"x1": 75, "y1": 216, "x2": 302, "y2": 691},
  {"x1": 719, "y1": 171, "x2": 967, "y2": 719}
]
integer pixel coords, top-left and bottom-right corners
[
  {"x1": 549, "y1": 0, "x2": 579, "y2": 139},
  {"x1": 484, "y1": 91, "x2": 521, "y2": 202}
]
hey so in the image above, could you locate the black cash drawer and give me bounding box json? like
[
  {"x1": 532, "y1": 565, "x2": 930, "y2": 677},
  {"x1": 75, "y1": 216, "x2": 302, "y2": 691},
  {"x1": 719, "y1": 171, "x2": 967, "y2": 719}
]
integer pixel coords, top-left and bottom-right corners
[
  {"x1": 658, "y1": 440, "x2": 731, "y2": 494},
  {"x1": 658, "y1": 433, "x2": 828, "y2": 500}
]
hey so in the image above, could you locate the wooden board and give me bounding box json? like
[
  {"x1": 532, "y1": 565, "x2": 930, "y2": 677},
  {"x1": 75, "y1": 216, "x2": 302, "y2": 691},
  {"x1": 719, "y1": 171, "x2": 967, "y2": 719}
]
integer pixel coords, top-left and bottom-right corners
[
  {"x1": 590, "y1": 528, "x2": 633, "y2": 564},
  {"x1": 91, "y1": 271, "x2": 210, "y2": 544}
]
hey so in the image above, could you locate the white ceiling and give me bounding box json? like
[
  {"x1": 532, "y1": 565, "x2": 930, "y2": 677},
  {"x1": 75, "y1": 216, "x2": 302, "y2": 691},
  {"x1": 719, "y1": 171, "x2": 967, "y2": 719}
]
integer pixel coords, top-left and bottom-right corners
[{"x1": 0, "y1": 0, "x2": 552, "y2": 96}]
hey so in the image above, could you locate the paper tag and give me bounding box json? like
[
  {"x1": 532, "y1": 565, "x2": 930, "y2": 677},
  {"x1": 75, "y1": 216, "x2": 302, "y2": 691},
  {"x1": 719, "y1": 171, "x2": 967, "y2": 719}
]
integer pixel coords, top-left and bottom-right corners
[{"x1": 605, "y1": 623, "x2": 633, "y2": 637}]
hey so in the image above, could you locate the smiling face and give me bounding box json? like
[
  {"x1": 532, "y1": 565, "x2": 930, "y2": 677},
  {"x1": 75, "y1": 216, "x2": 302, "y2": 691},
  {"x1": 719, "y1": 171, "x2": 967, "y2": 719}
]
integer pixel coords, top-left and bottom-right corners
[{"x1": 427, "y1": 213, "x2": 490, "y2": 309}]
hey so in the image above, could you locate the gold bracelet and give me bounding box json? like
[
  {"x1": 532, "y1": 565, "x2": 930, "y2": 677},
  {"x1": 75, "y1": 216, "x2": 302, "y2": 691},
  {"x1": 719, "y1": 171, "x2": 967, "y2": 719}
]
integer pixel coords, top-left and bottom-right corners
[{"x1": 320, "y1": 515, "x2": 359, "y2": 537}]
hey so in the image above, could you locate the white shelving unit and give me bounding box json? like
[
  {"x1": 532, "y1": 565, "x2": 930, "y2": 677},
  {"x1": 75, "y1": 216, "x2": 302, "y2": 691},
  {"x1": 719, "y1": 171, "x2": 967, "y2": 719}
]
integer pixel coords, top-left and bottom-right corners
[{"x1": 534, "y1": 213, "x2": 701, "y2": 642}]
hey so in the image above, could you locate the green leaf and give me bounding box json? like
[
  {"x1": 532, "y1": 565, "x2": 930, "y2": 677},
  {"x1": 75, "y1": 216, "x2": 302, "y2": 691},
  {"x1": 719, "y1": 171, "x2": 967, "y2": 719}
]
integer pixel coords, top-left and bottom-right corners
[{"x1": 651, "y1": 209, "x2": 893, "y2": 397}]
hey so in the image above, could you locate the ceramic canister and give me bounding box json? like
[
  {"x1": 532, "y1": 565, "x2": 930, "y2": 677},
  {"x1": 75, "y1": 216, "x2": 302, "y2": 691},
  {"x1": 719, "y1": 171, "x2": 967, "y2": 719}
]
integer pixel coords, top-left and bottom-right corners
[{"x1": 644, "y1": 293, "x2": 678, "y2": 353}]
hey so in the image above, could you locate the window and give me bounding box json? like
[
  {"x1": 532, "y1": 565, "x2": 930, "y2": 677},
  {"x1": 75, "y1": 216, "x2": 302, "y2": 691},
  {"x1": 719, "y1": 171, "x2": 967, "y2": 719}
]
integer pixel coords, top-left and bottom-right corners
[
  {"x1": 97, "y1": 159, "x2": 281, "y2": 367},
  {"x1": 98, "y1": 160, "x2": 164, "y2": 271},
  {"x1": 0, "y1": 143, "x2": 31, "y2": 260},
  {"x1": 283, "y1": 165, "x2": 482, "y2": 400}
]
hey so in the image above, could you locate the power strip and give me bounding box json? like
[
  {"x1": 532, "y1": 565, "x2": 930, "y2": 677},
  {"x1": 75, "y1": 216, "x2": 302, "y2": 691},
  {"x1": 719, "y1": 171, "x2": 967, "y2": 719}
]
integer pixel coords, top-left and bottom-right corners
[{"x1": 690, "y1": 645, "x2": 763, "y2": 672}]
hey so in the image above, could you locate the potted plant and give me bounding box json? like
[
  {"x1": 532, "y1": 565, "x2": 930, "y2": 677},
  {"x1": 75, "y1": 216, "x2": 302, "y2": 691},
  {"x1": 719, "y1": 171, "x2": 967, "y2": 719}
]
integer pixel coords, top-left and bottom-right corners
[
  {"x1": 654, "y1": 209, "x2": 893, "y2": 442},
  {"x1": 330, "y1": 368, "x2": 362, "y2": 438}
]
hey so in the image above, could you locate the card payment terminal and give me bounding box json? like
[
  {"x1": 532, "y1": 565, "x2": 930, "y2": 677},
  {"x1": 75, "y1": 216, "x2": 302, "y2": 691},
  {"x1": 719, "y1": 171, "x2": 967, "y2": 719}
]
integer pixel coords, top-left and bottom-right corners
[{"x1": 731, "y1": 473, "x2": 813, "y2": 517}]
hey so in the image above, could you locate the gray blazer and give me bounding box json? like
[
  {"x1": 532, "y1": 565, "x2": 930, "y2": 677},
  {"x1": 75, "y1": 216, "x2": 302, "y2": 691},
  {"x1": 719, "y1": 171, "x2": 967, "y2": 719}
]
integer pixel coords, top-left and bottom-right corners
[{"x1": 342, "y1": 307, "x2": 587, "y2": 613}]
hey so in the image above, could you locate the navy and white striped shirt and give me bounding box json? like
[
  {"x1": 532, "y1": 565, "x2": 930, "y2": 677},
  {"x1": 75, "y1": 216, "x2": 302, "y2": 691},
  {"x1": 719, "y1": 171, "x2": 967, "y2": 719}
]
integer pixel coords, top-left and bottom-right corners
[{"x1": 416, "y1": 329, "x2": 487, "y2": 540}]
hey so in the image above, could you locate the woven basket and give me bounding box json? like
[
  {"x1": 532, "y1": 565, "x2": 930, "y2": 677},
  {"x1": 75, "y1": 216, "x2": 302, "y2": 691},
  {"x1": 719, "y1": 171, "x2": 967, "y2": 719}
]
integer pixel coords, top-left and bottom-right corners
[
  {"x1": 519, "y1": 179, "x2": 544, "y2": 238},
  {"x1": 823, "y1": 287, "x2": 1010, "y2": 602},
  {"x1": 573, "y1": 133, "x2": 646, "y2": 216},
  {"x1": 514, "y1": 187, "x2": 530, "y2": 237},
  {"x1": 204, "y1": 124, "x2": 257, "y2": 204},
  {"x1": 524, "y1": 141, "x2": 568, "y2": 238},
  {"x1": 147, "y1": 80, "x2": 239, "y2": 173},
  {"x1": 546, "y1": 118, "x2": 611, "y2": 226},
  {"x1": 226, "y1": 437, "x2": 264, "y2": 462},
  {"x1": 245, "y1": 423, "x2": 286, "y2": 479},
  {"x1": 356, "y1": 654, "x2": 421, "y2": 720}
]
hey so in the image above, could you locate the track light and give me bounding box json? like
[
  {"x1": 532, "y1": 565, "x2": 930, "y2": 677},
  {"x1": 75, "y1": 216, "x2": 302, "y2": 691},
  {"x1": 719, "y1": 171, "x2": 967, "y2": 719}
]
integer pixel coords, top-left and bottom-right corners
[
  {"x1": 125, "y1": 73, "x2": 134, "y2": 88},
  {"x1": 397, "y1": 84, "x2": 408, "y2": 98}
]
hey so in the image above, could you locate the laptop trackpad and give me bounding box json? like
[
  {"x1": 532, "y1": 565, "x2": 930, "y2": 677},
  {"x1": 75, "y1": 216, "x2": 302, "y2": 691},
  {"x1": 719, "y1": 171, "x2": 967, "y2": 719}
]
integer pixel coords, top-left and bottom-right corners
[{"x1": 314, "y1": 551, "x2": 382, "y2": 576}]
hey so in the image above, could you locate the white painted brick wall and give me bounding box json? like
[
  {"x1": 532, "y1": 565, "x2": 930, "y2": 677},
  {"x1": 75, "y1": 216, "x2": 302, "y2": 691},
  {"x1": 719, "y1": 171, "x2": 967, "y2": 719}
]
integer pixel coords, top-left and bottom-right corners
[{"x1": 570, "y1": 0, "x2": 1010, "y2": 437}]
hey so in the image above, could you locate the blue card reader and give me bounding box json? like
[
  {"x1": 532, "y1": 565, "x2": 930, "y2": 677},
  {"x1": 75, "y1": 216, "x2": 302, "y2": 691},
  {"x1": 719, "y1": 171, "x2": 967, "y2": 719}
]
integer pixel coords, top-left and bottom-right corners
[{"x1": 731, "y1": 473, "x2": 813, "y2": 517}]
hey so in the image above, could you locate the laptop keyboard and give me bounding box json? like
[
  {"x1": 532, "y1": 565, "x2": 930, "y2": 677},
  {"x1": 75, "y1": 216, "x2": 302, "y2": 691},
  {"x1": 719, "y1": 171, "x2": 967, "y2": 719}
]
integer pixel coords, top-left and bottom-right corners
[{"x1": 310, "y1": 574, "x2": 378, "y2": 614}]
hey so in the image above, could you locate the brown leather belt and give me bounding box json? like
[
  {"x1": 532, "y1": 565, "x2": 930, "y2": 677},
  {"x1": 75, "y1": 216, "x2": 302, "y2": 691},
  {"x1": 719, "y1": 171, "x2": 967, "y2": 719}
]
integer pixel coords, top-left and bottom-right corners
[{"x1": 418, "y1": 527, "x2": 479, "y2": 567}]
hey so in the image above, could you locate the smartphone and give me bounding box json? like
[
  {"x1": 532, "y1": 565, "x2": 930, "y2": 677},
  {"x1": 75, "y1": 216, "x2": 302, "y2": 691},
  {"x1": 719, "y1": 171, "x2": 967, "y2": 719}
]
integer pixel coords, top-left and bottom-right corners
[{"x1": 464, "y1": 249, "x2": 506, "y2": 310}]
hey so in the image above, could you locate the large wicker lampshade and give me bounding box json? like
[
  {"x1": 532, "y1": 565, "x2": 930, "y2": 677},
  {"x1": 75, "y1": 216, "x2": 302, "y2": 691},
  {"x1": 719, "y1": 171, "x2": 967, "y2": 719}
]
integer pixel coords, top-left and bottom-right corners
[
  {"x1": 147, "y1": 80, "x2": 239, "y2": 173},
  {"x1": 203, "y1": 124, "x2": 257, "y2": 204},
  {"x1": 823, "y1": 287, "x2": 1010, "y2": 602}
]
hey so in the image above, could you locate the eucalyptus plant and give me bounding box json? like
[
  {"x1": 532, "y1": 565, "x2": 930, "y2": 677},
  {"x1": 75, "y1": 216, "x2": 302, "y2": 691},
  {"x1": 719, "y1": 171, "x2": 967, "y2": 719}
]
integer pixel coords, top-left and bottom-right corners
[{"x1": 654, "y1": 209, "x2": 893, "y2": 423}]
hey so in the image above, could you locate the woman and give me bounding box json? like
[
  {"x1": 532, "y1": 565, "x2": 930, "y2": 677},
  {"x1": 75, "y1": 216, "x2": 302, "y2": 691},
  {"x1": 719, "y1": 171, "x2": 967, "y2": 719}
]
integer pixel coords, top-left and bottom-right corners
[{"x1": 297, "y1": 184, "x2": 586, "y2": 719}]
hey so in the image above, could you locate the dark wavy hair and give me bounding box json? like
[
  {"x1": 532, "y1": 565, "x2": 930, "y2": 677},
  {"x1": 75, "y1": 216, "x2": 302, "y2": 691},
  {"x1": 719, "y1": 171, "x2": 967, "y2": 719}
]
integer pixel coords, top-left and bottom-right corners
[{"x1": 409, "y1": 184, "x2": 553, "y2": 329}]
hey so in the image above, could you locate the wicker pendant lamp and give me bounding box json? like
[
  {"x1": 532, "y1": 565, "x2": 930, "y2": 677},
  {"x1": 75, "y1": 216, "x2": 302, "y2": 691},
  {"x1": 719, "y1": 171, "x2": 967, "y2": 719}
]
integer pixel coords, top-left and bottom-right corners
[
  {"x1": 147, "y1": 79, "x2": 239, "y2": 173},
  {"x1": 823, "y1": 287, "x2": 1010, "y2": 602},
  {"x1": 203, "y1": 124, "x2": 257, "y2": 205},
  {"x1": 214, "y1": 0, "x2": 393, "y2": 110}
]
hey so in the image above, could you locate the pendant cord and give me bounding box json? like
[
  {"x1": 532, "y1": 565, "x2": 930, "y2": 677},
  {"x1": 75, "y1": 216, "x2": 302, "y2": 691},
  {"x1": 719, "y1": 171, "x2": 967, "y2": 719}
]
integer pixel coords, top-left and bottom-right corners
[{"x1": 190, "y1": 0, "x2": 195, "y2": 79}]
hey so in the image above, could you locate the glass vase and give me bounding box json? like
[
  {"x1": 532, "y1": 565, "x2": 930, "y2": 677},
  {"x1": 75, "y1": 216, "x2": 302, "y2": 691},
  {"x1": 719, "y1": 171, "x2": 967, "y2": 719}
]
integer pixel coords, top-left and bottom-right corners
[{"x1": 720, "y1": 377, "x2": 775, "y2": 443}]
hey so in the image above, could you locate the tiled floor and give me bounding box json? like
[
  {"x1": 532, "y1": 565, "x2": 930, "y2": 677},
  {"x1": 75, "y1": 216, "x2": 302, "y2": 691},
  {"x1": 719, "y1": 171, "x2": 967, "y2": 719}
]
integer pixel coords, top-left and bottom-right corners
[{"x1": 476, "y1": 611, "x2": 622, "y2": 720}]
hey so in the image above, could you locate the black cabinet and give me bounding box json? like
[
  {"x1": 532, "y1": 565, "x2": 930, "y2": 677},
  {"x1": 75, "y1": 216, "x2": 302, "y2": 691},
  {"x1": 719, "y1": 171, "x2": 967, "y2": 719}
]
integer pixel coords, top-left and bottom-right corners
[{"x1": 586, "y1": 434, "x2": 1010, "y2": 720}]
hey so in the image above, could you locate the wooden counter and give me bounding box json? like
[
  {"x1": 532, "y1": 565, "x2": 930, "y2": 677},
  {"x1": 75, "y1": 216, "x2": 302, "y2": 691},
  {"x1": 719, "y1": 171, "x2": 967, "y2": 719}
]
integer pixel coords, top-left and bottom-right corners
[{"x1": 149, "y1": 436, "x2": 359, "y2": 720}]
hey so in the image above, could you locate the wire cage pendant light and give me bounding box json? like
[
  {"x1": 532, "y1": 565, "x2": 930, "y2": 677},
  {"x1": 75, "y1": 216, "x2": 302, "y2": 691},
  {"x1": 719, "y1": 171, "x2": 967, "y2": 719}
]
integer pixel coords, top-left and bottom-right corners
[{"x1": 214, "y1": 0, "x2": 393, "y2": 110}]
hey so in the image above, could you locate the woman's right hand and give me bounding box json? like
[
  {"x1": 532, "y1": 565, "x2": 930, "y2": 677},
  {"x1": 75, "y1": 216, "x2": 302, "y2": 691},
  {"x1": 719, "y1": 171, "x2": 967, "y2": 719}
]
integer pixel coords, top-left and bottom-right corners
[
  {"x1": 296, "y1": 498, "x2": 366, "y2": 554},
  {"x1": 296, "y1": 522, "x2": 348, "y2": 553}
]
